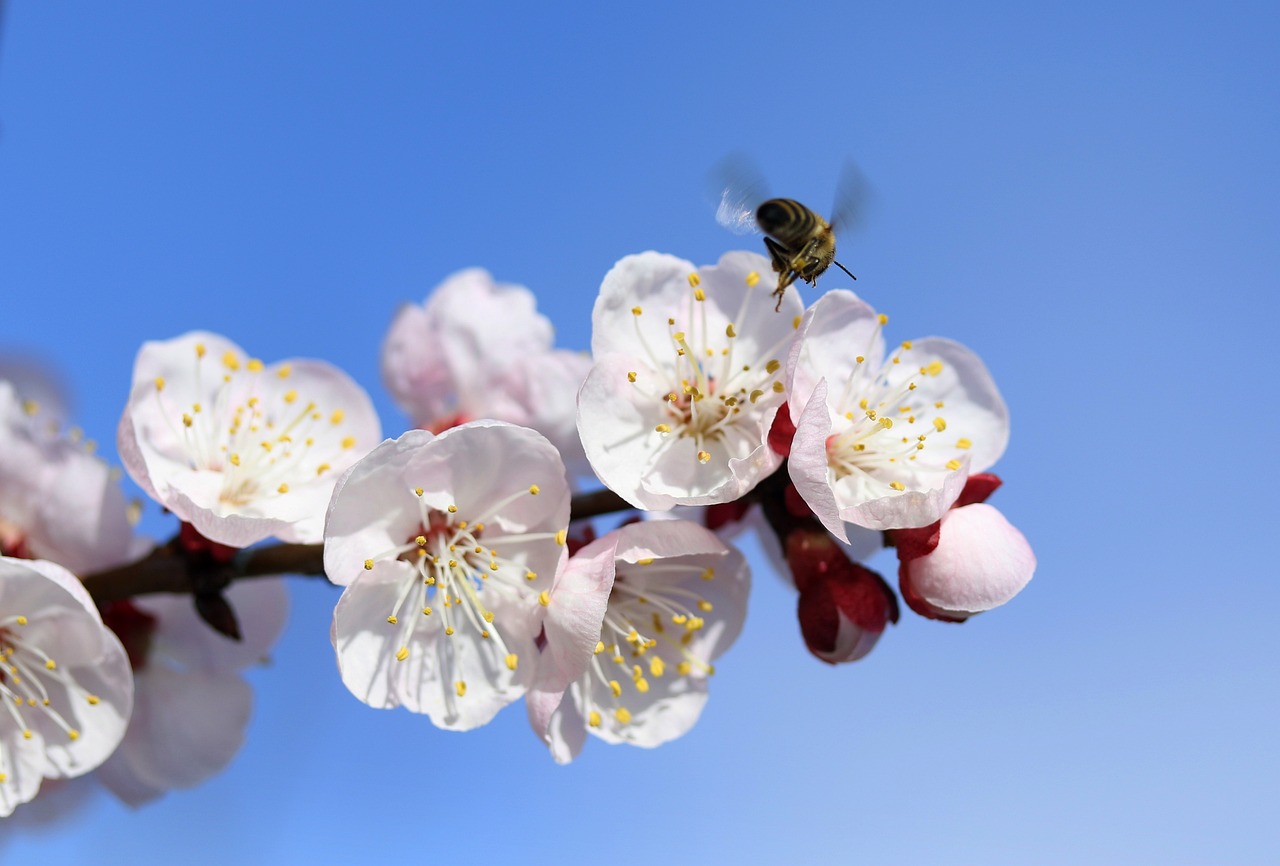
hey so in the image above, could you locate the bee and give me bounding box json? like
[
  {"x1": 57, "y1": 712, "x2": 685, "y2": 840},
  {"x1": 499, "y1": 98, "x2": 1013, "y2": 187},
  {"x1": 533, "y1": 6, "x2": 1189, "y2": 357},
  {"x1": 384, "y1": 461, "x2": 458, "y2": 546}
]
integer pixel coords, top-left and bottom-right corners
[{"x1": 714, "y1": 157, "x2": 867, "y2": 311}]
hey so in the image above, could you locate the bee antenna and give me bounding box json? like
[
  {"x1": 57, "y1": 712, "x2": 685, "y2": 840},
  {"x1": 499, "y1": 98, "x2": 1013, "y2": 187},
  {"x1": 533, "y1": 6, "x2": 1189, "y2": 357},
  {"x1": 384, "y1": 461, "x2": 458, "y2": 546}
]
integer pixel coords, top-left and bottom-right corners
[{"x1": 833, "y1": 260, "x2": 858, "y2": 281}]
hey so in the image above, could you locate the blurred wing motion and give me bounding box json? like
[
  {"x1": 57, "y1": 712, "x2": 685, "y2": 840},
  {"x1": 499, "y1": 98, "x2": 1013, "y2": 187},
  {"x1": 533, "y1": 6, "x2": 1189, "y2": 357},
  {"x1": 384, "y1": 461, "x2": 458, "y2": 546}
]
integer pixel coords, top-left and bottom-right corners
[
  {"x1": 828, "y1": 159, "x2": 873, "y2": 237},
  {"x1": 710, "y1": 153, "x2": 769, "y2": 236}
]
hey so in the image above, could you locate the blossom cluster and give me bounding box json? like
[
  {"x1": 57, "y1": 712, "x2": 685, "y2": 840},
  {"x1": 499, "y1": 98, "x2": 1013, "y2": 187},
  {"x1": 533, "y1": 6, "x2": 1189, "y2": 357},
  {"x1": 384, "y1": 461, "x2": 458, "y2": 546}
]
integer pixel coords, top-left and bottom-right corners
[{"x1": 0, "y1": 247, "x2": 1033, "y2": 818}]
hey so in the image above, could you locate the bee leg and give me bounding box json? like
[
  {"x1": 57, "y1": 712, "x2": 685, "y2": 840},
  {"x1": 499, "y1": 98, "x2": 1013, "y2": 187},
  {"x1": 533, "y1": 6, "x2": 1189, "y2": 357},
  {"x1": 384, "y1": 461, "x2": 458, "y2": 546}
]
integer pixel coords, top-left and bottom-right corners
[{"x1": 762, "y1": 237, "x2": 792, "y2": 276}]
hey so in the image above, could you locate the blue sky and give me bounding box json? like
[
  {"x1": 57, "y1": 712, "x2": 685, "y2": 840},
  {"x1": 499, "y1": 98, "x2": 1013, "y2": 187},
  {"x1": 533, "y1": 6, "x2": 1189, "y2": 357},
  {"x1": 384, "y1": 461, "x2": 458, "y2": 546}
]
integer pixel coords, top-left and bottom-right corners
[{"x1": 1, "y1": 1, "x2": 1277, "y2": 863}]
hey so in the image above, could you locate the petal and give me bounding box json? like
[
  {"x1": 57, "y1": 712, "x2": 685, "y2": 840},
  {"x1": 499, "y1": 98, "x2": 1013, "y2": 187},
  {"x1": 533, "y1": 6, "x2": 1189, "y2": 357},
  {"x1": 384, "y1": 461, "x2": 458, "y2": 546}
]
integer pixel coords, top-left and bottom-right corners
[
  {"x1": 787, "y1": 379, "x2": 850, "y2": 542},
  {"x1": 135, "y1": 578, "x2": 289, "y2": 672},
  {"x1": 95, "y1": 666, "x2": 252, "y2": 806},
  {"x1": 788, "y1": 289, "x2": 885, "y2": 423},
  {"x1": 903, "y1": 503, "x2": 1035, "y2": 618}
]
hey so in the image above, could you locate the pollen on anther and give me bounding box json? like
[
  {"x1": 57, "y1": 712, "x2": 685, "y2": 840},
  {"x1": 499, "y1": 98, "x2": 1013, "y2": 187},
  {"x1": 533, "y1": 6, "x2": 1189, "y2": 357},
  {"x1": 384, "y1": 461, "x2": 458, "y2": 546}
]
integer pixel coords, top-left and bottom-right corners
[
  {"x1": 745, "y1": 270, "x2": 760, "y2": 287},
  {"x1": 631, "y1": 306, "x2": 643, "y2": 316},
  {"x1": 609, "y1": 680, "x2": 622, "y2": 697},
  {"x1": 529, "y1": 484, "x2": 540, "y2": 495},
  {"x1": 195, "y1": 342, "x2": 207, "y2": 358},
  {"x1": 956, "y1": 437, "x2": 973, "y2": 450},
  {"x1": 749, "y1": 389, "x2": 764, "y2": 404},
  {"x1": 87, "y1": 695, "x2": 100, "y2": 705},
  {"x1": 626, "y1": 371, "x2": 637, "y2": 383},
  {"x1": 277, "y1": 483, "x2": 289, "y2": 494},
  {"x1": 697, "y1": 450, "x2": 711, "y2": 464},
  {"x1": 247, "y1": 358, "x2": 265, "y2": 373},
  {"x1": 445, "y1": 626, "x2": 455, "y2": 636},
  {"x1": 890, "y1": 481, "x2": 906, "y2": 491},
  {"x1": 588, "y1": 711, "x2": 602, "y2": 727},
  {"x1": 933, "y1": 417, "x2": 947, "y2": 432},
  {"x1": 387, "y1": 615, "x2": 398, "y2": 625},
  {"x1": 341, "y1": 436, "x2": 356, "y2": 449},
  {"x1": 455, "y1": 681, "x2": 467, "y2": 697},
  {"x1": 182, "y1": 413, "x2": 193, "y2": 427},
  {"x1": 505, "y1": 654, "x2": 519, "y2": 671},
  {"x1": 15, "y1": 616, "x2": 27, "y2": 626},
  {"x1": 229, "y1": 453, "x2": 241, "y2": 466},
  {"x1": 222, "y1": 351, "x2": 240, "y2": 371},
  {"x1": 363, "y1": 559, "x2": 374, "y2": 570},
  {"x1": 555, "y1": 530, "x2": 567, "y2": 546},
  {"x1": 878, "y1": 314, "x2": 889, "y2": 326},
  {"x1": 538, "y1": 590, "x2": 551, "y2": 607},
  {"x1": 946, "y1": 459, "x2": 962, "y2": 470},
  {"x1": 615, "y1": 707, "x2": 632, "y2": 725},
  {"x1": 154, "y1": 377, "x2": 166, "y2": 392},
  {"x1": 316, "y1": 463, "x2": 331, "y2": 476}
]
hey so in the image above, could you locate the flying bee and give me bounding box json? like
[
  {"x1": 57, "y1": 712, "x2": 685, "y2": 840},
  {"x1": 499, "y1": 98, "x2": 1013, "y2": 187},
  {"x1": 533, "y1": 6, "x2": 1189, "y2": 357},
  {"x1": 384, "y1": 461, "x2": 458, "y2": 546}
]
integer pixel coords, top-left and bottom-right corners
[{"x1": 714, "y1": 157, "x2": 868, "y2": 311}]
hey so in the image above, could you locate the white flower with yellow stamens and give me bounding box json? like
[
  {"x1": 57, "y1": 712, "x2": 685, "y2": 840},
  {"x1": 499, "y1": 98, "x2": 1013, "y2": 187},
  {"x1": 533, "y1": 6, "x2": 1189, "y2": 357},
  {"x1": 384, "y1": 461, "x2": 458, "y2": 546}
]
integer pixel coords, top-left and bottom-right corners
[
  {"x1": 787, "y1": 290, "x2": 1009, "y2": 537},
  {"x1": 0, "y1": 556, "x2": 133, "y2": 817},
  {"x1": 325, "y1": 422, "x2": 607, "y2": 732},
  {"x1": 577, "y1": 251, "x2": 802, "y2": 510},
  {"x1": 528, "y1": 520, "x2": 749, "y2": 763},
  {"x1": 117, "y1": 331, "x2": 381, "y2": 547}
]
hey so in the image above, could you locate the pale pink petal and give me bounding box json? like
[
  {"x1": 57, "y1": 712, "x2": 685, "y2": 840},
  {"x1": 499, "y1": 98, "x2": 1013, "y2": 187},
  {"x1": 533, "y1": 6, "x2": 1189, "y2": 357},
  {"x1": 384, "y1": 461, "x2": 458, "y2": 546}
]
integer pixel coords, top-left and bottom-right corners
[
  {"x1": 905, "y1": 503, "x2": 1035, "y2": 617},
  {"x1": 787, "y1": 379, "x2": 849, "y2": 541}
]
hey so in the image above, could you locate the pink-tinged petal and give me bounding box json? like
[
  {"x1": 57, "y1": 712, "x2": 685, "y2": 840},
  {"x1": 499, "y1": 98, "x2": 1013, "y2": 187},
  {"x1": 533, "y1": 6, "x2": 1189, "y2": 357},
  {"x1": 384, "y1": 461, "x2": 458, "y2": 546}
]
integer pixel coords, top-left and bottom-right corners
[
  {"x1": 332, "y1": 563, "x2": 535, "y2": 731},
  {"x1": 788, "y1": 290, "x2": 885, "y2": 423},
  {"x1": 787, "y1": 379, "x2": 849, "y2": 541},
  {"x1": 323, "y1": 430, "x2": 436, "y2": 586},
  {"x1": 531, "y1": 540, "x2": 616, "y2": 707},
  {"x1": 95, "y1": 666, "x2": 252, "y2": 807},
  {"x1": 838, "y1": 461, "x2": 969, "y2": 532},
  {"x1": 881, "y1": 337, "x2": 1009, "y2": 473},
  {"x1": 901, "y1": 503, "x2": 1035, "y2": 620},
  {"x1": 591, "y1": 252, "x2": 698, "y2": 358},
  {"x1": 540, "y1": 691, "x2": 588, "y2": 765},
  {"x1": 0, "y1": 729, "x2": 47, "y2": 817}
]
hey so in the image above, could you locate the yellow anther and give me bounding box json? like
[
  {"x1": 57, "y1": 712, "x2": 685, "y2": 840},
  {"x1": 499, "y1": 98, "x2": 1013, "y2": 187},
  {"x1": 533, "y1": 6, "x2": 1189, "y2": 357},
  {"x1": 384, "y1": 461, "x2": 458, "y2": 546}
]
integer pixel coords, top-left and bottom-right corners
[
  {"x1": 588, "y1": 711, "x2": 602, "y2": 728},
  {"x1": 86, "y1": 695, "x2": 100, "y2": 705},
  {"x1": 793, "y1": 315, "x2": 802, "y2": 329},
  {"x1": 260, "y1": 440, "x2": 273, "y2": 451},
  {"x1": 395, "y1": 647, "x2": 409, "y2": 662},
  {"x1": 766, "y1": 359, "x2": 781, "y2": 374},
  {"x1": 925, "y1": 360, "x2": 944, "y2": 376},
  {"x1": 422, "y1": 606, "x2": 432, "y2": 615},
  {"x1": 879, "y1": 417, "x2": 894, "y2": 429},
  {"x1": 314, "y1": 463, "x2": 331, "y2": 477},
  {"x1": 277, "y1": 363, "x2": 292, "y2": 379},
  {"x1": 609, "y1": 680, "x2": 622, "y2": 697},
  {"x1": 505, "y1": 654, "x2": 519, "y2": 671},
  {"x1": 195, "y1": 342, "x2": 207, "y2": 358},
  {"x1": 277, "y1": 483, "x2": 289, "y2": 494},
  {"x1": 525, "y1": 570, "x2": 537, "y2": 581},
  {"x1": 445, "y1": 626, "x2": 455, "y2": 636},
  {"x1": 631, "y1": 306, "x2": 643, "y2": 316},
  {"x1": 341, "y1": 436, "x2": 356, "y2": 449},
  {"x1": 890, "y1": 481, "x2": 906, "y2": 491},
  {"x1": 697, "y1": 600, "x2": 713, "y2": 612},
  {"x1": 726, "y1": 323, "x2": 737, "y2": 338},
  {"x1": 749, "y1": 389, "x2": 764, "y2": 403},
  {"x1": 555, "y1": 530, "x2": 567, "y2": 546},
  {"x1": 946, "y1": 459, "x2": 962, "y2": 470},
  {"x1": 626, "y1": 371, "x2": 637, "y2": 383},
  {"x1": 649, "y1": 656, "x2": 665, "y2": 677},
  {"x1": 330, "y1": 409, "x2": 345, "y2": 425},
  {"x1": 182, "y1": 413, "x2": 193, "y2": 427},
  {"x1": 538, "y1": 590, "x2": 551, "y2": 607},
  {"x1": 700, "y1": 567, "x2": 715, "y2": 581},
  {"x1": 363, "y1": 559, "x2": 374, "y2": 570},
  {"x1": 529, "y1": 484, "x2": 540, "y2": 495},
  {"x1": 154, "y1": 376, "x2": 166, "y2": 392},
  {"x1": 615, "y1": 707, "x2": 632, "y2": 725},
  {"x1": 635, "y1": 677, "x2": 650, "y2": 693},
  {"x1": 446, "y1": 503, "x2": 456, "y2": 512},
  {"x1": 229, "y1": 453, "x2": 241, "y2": 466},
  {"x1": 222, "y1": 351, "x2": 240, "y2": 370},
  {"x1": 448, "y1": 560, "x2": 458, "y2": 568},
  {"x1": 956, "y1": 437, "x2": 973, "y2": 450},
  {"x1": 67, "y1": 730, "x2": 80, "y2": 741},
  {"x1": 697, "y1": 450, "x2": 711, "y2": 464},
  {"x1": 745, "y1": 270, "x2": 760, "y2": 287},
  {"x1": 386, "y1": 615, "x2": 398, "y2": 625},
  {"x1": 878, "y1": 313, "x2": 889, "y2": 325},
  {"x1": 455, "y1": 681, "x2": 466, "y2": 697},
  {"x1": 772, "y1": 381, "x2": 785, "y2": 393},
  {"x1": 595, "y1": 641, "x2": 605, "y2": 654},
  {"x1": 673, "y1": 330, "x2": 686, "y2": 342},
  {"x1": 247, "y1": 358, "x2": 264, "y2": 373},
  {"x1": 677, "y1": 661, "x2": 692, "y2": 675},
  {"x1": 45, "y1": 659, "x2": 56, "y2": 670},
  {"x1": 14, "y1": 616, "x2": 26, "y2": 626},
  {"x1": 483, "y1": 611, "x2": 495, "y2": 623},
  {"x1": 671, "y1": 614, "x2": 688, "y2": 625},
  {"x1": 688, "y1": 272, "x2": 701, "y2": 288},
  {"x1": 933, "y1": 417, "x2": 947, "y2": 432},
  {"x1": 283, "y1": 389, "x2": 298, "y2": 404}
]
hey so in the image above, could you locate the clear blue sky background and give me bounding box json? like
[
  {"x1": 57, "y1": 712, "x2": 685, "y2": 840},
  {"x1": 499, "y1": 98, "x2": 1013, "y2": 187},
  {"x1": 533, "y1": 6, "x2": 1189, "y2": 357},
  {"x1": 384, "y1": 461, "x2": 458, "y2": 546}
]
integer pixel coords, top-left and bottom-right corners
[{"x1": 1, "y1": 2, "x2": 1277, "y2": 863}]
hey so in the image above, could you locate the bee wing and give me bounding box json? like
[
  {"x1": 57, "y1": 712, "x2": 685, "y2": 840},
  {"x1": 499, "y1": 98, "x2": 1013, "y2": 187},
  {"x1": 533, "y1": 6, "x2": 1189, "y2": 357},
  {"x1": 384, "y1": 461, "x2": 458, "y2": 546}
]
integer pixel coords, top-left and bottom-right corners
[
  {"x1": 709, "y1": 153, "x2": 769, "y2": 236},
  {"x1": 828, "y1": 159, "x2": 873, "y2": 237}
]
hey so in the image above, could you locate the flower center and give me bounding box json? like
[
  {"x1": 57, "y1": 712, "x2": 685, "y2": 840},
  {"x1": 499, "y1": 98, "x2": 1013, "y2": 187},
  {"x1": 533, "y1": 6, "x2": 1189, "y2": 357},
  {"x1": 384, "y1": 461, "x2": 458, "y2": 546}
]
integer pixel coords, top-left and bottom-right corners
[
  {"x1": 150, "y1": 344, "x2": 360, "y2": 509},
  {"x1": 362, "y1": 483, "x2": 562, "y2": 699},
  {"x1": 626, "y1": 270, "x2": 792, "y2": 466},
  {"x1": 580, "y1": 560, "x2": 717, "y2": 728}
]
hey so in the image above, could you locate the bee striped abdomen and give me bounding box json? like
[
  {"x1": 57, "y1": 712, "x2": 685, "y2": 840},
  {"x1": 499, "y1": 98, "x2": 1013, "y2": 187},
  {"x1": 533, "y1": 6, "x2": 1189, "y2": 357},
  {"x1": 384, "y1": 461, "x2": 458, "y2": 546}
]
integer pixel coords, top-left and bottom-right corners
[{"x1": 755, "y1": 198, "x2": 826, "y2": 247}]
